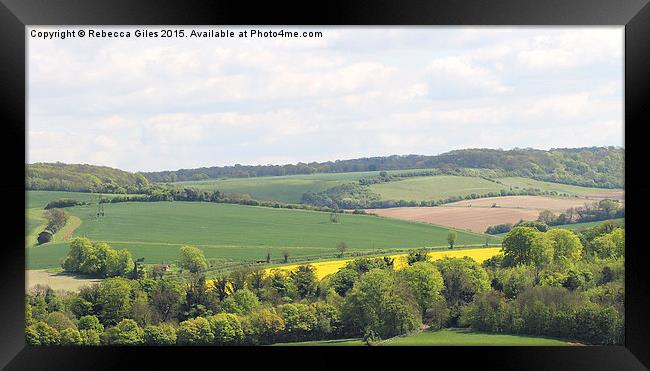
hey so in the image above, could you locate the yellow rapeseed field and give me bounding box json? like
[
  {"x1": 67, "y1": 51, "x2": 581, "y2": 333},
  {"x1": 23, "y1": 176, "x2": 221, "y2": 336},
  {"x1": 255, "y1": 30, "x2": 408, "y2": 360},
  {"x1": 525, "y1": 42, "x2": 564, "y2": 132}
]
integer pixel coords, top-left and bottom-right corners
[{"x1": 265, "y1": 247, "x2": 502, "y2": 280}]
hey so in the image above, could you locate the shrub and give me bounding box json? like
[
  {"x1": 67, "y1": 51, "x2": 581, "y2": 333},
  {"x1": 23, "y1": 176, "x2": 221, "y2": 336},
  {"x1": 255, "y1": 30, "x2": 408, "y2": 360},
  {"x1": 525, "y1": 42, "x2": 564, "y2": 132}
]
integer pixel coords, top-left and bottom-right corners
[{"x1": 143, "y1": 324, "x2": 177, "y2": 345}]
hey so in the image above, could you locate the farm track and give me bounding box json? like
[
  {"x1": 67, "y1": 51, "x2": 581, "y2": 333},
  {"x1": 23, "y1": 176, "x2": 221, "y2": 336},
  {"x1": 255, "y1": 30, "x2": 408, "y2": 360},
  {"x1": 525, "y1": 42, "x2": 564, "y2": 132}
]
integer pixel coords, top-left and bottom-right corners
[{"x1": 60, "y1": 215, "x2": 81, "y2": 241}]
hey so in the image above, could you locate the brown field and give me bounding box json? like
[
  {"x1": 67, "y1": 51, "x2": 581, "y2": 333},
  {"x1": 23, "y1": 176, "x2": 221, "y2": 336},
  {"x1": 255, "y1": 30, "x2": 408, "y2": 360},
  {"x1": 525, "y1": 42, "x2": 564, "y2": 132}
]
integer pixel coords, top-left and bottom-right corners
[
  {"x1": 583, "y1": 190, "x2": 625, "y2": 200},
  {"x1": 441, "y1": 196, "x2": 592, "y2": 212},
  {"x1": 26, "y1": 270, "x2": 101, "y2": 292},
  {"x1": 371, "y1": 207, "x2": 541, "y2": 233}
]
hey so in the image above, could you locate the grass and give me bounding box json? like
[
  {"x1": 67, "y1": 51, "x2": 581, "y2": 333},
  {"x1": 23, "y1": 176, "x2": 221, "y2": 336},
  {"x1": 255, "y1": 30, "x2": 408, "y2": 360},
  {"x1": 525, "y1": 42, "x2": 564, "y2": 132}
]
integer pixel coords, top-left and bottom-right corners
[
  {"x1": 369, "y1": 176, "x2": 505, "y2": 201},
  {"x1": 496, "y1": 177, "x2": 622, "y2": 197},
  {"x1": 549, "y1": 218, "x2": 625, "y2": 231},
  {"x1": 26, "y1": 197, "x2": 496, "y2": 270},
  {"x1": 272, "y1": 338, "x2": 365, "y2": 346},
  {"x1": 26, "y1": 190, "x2": 125, "y2": 209},
  {"x1": 491, "y1": 218, "x2": 626, "y2": 238},
  {"x1": 172, "y1": 171, "x2": 390, "y2": 203},
  {"x1": 273, "y1": 328, "x2": 572, "y2": 346},
  {"x1": 382, "y1": 328, "x2": 572, "y2": 346},
  {"x1": 172, "y1": 169, "x2": 463, "y2": 203},
  {"x1": 370, "y1": 175, "x2": 622, "y2": 202}
]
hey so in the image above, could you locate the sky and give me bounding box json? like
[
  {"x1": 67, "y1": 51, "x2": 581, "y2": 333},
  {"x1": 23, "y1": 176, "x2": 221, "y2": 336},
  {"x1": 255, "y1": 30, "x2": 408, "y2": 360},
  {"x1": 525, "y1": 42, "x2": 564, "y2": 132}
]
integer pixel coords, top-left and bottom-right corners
[{"x1": 27, "y1": 27, "x2": 624, "y2": 172}]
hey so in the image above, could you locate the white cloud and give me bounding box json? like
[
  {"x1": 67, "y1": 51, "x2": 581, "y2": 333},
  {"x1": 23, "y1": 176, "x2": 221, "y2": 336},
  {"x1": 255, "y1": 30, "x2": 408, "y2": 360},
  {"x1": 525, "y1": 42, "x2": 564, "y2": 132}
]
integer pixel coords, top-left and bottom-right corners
[{"x1": 27, "y1": 27, "x2": 624, "y2": 172}]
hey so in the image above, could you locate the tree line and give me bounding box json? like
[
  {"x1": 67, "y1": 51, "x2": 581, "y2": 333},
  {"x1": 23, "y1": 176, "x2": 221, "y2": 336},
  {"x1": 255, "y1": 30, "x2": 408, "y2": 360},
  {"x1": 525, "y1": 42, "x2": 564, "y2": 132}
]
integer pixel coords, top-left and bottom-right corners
[
  {"x1": 142, "y1": 147, "x2": 623, "y2": 189},
  {"x1": 36, "y1": 209, "x2": 69, "y2": 245},
  {"x1": 27, "y1": 162, "x2": 150, "y2": 194},
  {"x1": 27, "y1": 147, "x2": 623, "y2": 193},
  {"x1": 303, "y1": 184, "x2": 572, "y2": 210},
  {"x1": 486, "y1": 199, "x2": 625, "y2": 235},
  {"x1": 27, "y1": 220, "x2": 623, "y2": 346}
]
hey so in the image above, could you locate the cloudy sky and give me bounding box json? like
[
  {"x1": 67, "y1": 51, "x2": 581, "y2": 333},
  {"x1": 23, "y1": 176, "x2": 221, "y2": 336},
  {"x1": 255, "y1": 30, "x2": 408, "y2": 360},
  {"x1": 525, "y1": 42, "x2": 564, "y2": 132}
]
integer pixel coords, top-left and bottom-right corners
[{"x1": 28, "y1": 27, "x2": 624, "y2": 172}]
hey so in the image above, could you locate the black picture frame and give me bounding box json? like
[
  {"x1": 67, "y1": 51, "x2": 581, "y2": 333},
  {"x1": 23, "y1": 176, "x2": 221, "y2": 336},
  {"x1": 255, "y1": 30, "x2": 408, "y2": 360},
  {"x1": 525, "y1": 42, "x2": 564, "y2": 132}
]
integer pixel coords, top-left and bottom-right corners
[{"x1": 1, "y1": 0, "x2": 649, "y2": 369}]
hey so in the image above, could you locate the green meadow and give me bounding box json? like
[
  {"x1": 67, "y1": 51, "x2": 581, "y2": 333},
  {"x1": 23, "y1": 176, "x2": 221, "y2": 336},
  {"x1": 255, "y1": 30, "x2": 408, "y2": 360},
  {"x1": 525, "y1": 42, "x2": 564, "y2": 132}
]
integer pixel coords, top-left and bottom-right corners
[
  {"x1": 173, "y1": 171, "x2": 622, "y2": 205},
  {"x1": 273, "y1": 328, "x2": 572, "y2": 346},
  {"x1": 27, "y1": 190, "x2": 126, "y2": 209},
  {"x1": 172, "y1": 169, "x2": 432, "y2": 203},
  {"x1": 549, "y1": 218, "x2": 625, "y2": 231},
  {"x1": 369, "y1": 175, "x2": 504, "y2": 201},
  {"x1": 496, "y1": 177, "x2": 623, "y2": 197},
  {"x1": 26, "y1": 197, "x2": 497, "y2": 270}
]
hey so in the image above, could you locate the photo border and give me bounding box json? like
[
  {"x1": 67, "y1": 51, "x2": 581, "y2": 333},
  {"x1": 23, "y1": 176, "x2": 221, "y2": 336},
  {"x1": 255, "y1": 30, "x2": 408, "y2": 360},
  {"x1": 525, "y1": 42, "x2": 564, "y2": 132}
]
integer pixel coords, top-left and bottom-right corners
[{"x1": 1, "y1": 0, "x2": 649, "y2": 369}]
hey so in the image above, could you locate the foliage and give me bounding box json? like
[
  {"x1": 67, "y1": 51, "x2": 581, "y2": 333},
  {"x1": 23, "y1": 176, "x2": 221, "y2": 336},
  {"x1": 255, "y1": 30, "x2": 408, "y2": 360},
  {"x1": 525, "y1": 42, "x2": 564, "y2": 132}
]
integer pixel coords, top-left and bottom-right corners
[
  {"x1": 342, "y1": 269, "x2": 421, "y2": 339},
  {"x1": 27, "y1": 162, "x2": 150, "y2": 194},
  {"x1": 434, "y1": 257, "x2": 490, "y2": 324},
  {"x1": 486, "y1": 223, "x2": 513, "y2": 235},
  {"x1": 44, "y1": 199, "x2": 85, "y2": 209},
  {"x1": 447, "y1": 231, "x2": 458, "y2": 249},
  {"x1": 143, "y1": 323, "x2": 177, "y2": 345},
  {"x1": 178, "y1": 245, "x2": 208, "y2": 273},
  {"x1": 406, "y1": 249, "x2": 430, "y2": 265},
  {"x1": 289, "y1": 265, "x2": 318, "y2": 299},
  {"x1": 176, "y1": 317, "x2": 214, "y2": 345},
  {"x1": 101, "y1": 319, "x2": 144, "y2": 345},
  {"x1": 26, "y1": 321, "x2": 60, "y2": 345},
  {"x1": 221, "y1": 289, "x2": 260, "y2": 315},
  {"x1": 208, "y1": 313, "x2": 244, "y2": 345},
  {"x1": 59, "y1": 327, "x2": 84, "y2": 345},
  {"x1": 62, "y1": 237, "x2": 134, "y2": 278},
  {"x1": 142, "y1": 147, "x2": 623, "y2": 189}
]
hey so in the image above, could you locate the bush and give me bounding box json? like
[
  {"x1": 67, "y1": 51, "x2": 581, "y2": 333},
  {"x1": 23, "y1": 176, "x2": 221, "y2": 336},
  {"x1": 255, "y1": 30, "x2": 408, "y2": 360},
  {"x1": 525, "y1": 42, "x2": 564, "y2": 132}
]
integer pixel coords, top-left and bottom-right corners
[
  {"x1": 208, "y1": 313, "x2": 244, "y2": 345},
  {"x1": 101, "y1": 319, "x2": 144, "y2": 345},
  {"x1": 143, "y1": 324, "x2": 177, "y2": 345},
  {"x1": 485, "y1": 224, "x2": 513, "y2": 235},
  {"x1": 37, "y1": 230, "x2": 53, "y2": 245},
  {"x1": 44, "y1": 199, "x2": 84, "y2": 209},
  {"x1": 176, "y1": 317, "x2": 214, "y2": 345}
]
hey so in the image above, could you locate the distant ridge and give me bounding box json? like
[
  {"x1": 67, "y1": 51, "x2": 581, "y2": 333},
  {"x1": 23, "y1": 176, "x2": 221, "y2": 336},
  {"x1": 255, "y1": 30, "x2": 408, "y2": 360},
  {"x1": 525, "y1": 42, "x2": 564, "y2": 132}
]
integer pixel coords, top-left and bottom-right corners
[
  {"x1": 142, "y1": 147, "x2": 623, "y2": 189},
  {"x1": 26, "y1": 147, "x2": 624, "y2": 193}
]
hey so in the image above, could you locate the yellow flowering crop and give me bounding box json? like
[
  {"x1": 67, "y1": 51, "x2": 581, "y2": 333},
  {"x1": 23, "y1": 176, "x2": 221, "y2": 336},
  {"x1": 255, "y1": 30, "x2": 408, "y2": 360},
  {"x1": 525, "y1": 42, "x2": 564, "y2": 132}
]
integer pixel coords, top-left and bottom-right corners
[{"x1": 265, "y1": 247, "x2": 502, "y2": 280}]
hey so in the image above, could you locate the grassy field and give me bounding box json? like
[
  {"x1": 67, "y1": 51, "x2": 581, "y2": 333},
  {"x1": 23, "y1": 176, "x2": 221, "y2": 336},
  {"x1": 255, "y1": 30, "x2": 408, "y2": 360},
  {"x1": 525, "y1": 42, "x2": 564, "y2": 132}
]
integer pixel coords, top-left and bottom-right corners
[
  {"x1": 496, "y1": 177, "x2": 623, "y2": 198},
  {"x1": 491, "y1": 218, "x2": 625, "y2": 238},
  {"x1": 549, "y1": 218, "x2": 625, "y2": 231},
  {"x1": 26, "y1": 198, "x2": 496, "y2": 270},
  {"x1": 370, "y1": 176, "x2": 505, "y2": 201},
  {"x1": 370, "y1": 175, "x2": 622, "y2": 202},
  {"x1": 27, "y1": 269, "x2": 102, "y2": 291},
  {"x1": 26, "y1": 190, "x2": 126, "y2": 209},
  {"x1": 172, "y1": 169, "x2": 443, "y2": 203},
  {"x1": 172, "y1": 170, "x2": 425, "y2": 204},
  {"x1": 273, "y1": 329, "x2": 572, "y2": 346}
]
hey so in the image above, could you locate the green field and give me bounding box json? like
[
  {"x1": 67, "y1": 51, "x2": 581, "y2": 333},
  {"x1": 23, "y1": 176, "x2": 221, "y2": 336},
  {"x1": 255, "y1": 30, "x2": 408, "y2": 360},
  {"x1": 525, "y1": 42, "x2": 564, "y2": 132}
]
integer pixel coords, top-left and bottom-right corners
[
  {"x1": 549, "y1": 218, "x2": 625, "y2": 231},
  {"x1": 492, "y1": 218, "x2": 625, "y2": 238},
  {"x1": 496, "y1": 177, "x2": 623, "y2": 197},
  {"x1": 173, "y1": 170, "x2": 435, "y2": 203},
  {"x1": 370, "y1": 176, "x2": 504, "y2": 201},
  {"x1": 27, "y1": 191, "x2": 125, "y2": 209},
  {"x1": 172, "y1": 172, "x2": 622, "y2": 205},
  {"x1": 26, "y1": 196, "x2": 496, "y2": 270},
  {"x1": 273, "y1": 329, "x2": 572, "y2": 346}
]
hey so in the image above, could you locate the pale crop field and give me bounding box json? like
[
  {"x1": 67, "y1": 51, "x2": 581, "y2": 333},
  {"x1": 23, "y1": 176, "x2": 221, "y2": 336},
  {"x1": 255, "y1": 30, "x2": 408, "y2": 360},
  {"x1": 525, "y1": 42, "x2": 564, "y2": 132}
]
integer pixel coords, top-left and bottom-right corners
[{"x1": 442, "y1": 195, "x2": 592, "y2": 212}]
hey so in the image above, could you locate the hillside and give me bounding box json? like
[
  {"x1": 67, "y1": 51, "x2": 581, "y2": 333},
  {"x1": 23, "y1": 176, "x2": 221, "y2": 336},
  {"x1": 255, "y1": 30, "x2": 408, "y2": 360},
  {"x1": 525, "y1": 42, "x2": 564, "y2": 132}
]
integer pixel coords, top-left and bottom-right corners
[
  {"x1": 25, "y1": 200, "x2": 497, "y2": 270},
  {"x1": 26, "y1": 162, "x2": 150, "y2": 193},
  {"x1": 142, "y1": 147, "x2": 624, "y2": 188}
]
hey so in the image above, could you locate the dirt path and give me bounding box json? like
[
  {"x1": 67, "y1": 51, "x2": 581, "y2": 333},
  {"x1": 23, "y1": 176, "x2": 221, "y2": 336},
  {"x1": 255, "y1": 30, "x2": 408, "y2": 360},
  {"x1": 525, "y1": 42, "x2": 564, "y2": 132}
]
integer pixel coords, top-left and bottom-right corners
[{"x1": 60, "y1": 215, "x2": 81, "y2": 241}]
